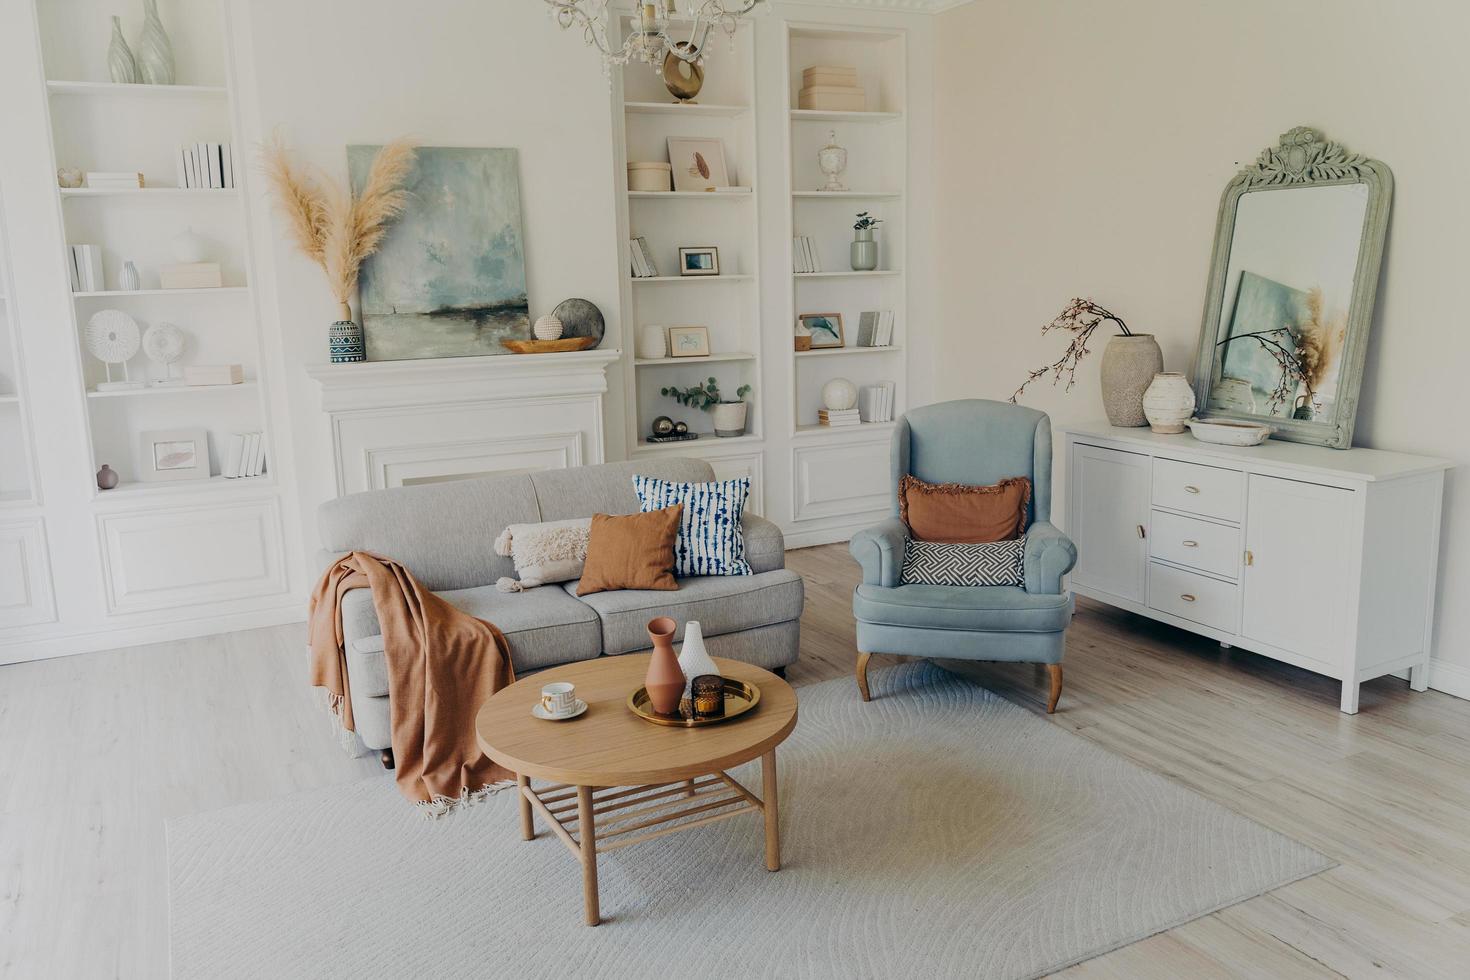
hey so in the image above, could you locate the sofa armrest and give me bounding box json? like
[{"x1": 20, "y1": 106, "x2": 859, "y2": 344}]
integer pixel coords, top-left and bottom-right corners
[
  {"x1": 339, "y1": 588, "x2": 382, "y2": 645},
  {"x1": 742, "y1": 513, "x2": 786, "y2": 573},
  {"x1": 1023, "y1": 521, "x2": 1077, "y2": 595},
  {"x1": 850, "y1": 518, "x2": 907, "y2": 588}
]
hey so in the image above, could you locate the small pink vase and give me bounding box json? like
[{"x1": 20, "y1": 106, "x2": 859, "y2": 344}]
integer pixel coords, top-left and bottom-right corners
[{"x1": 645, "y1": 617, "x2": 685, "y2": 715}]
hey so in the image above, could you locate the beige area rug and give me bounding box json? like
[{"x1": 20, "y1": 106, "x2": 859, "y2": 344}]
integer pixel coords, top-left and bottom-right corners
[{"x1": 168, "y1": 662, "x2": 1331, "y2": 979}]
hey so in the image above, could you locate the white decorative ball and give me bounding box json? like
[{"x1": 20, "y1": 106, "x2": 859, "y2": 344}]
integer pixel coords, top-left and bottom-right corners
[
  {"x1": 534, "y1": 315, "x2": 564, "y2": 341},
  {"x1": 821, "y1": 377, "x2": 858, "y2": 411}
]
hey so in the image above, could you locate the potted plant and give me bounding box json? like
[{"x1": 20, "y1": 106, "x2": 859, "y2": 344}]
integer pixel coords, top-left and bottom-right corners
[
  {"x1": 661, "y1": 378, "x2": 753, "y2": 437},
  {"x1": 1010, "y1": 298, "x2": 1162, "y2": 427},
  {"x1": 851, "y1": 211, "x2": 882, "y2": 271}
]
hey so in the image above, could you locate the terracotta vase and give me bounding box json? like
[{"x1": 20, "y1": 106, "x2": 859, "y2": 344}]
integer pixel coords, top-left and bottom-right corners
[{"x1": 644, "y1": 616, "x2": 685, "y2": 715}]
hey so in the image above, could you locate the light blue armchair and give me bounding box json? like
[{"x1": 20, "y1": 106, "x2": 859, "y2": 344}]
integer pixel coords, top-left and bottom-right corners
[{"x1": 849, "y1": 399, "x2": 1078, "y2": 711}]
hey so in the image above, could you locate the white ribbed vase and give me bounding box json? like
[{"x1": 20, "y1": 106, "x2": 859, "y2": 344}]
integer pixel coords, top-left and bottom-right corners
[
  {"x1": 136, "y1": 0, "x2": 175, "y2": 85},
  {"x1": 677, "y1": 621, "x2": 720, "y2": 699},
  {"x1": 107, "y1": 16, "x2": 139, "y2": 84}
]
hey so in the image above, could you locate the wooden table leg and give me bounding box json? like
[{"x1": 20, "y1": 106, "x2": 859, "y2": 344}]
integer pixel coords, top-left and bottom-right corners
[
  {"x1": 578, "y1": 785, "x2": 600, "y2": 926},
  {"x1": 517, "y1": 774, "x2": 534, "y2": 841},
  {"x1": 761, "y1": 749, "x2": 780, "y2": 872}
]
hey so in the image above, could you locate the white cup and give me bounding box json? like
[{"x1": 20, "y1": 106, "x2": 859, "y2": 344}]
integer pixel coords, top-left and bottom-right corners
[{"x1": 540, "y1": 682, "x2": 577, "y2": 716}]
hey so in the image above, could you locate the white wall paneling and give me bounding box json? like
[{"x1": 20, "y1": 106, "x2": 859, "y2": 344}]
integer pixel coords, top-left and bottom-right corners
[
  {"x1": 1062, "y1": 423, "x2": 1450, "y2": 714},
  {"x1": 0, "y1": 518, "x2": 57, "y2": 629},
  {"x1": 792, "y1": 437, "x2": 891, "y2": 522},
  {"x1": 706, "y1": 450, "x2": 766, "y2": 516}
]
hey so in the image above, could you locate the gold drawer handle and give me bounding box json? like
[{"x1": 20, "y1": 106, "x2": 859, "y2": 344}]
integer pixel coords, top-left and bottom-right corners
[
  {"x1": 1180, "y1": 593, "x2": 1197, "y2": 602},
  {"x1": 1136, "y1": 524, "x2": 1146, "y2": 539},
  {"x1": 1182, "y1": 540, "x2": 1198, "y2": 548},
  {"x1": 1183, "y1": 485, "x2": 1201, "y2": 494}
]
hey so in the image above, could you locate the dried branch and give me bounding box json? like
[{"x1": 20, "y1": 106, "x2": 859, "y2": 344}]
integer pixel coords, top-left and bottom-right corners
[{"x1": 1010, "y1": 298, "x2": 1134, "y2": 403}]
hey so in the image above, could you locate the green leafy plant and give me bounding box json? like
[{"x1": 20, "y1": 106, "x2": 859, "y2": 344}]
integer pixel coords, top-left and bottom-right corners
[
  {"x1": 660, "y1": 378, "x2": 752, "y2": 411},
  {"x1": 853, "y1": 211, "x2": 883, "y2": 231}
]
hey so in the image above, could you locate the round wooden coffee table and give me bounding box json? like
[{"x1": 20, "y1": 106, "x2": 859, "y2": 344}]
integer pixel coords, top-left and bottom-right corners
[{"x1": 475, "y1": 654, "x2": 797, "y2": 926}]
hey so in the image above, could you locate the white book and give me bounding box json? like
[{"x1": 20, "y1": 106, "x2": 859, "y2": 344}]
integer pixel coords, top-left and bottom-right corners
[
  {"x1": 79, "y1": 245, "x2": 99, "y2": 291},
  {"x1": 811, "y1": 236, "x2": 823, "y2": 273},
  {"x1": 241, "y1": 433, "x2": 259, "y2": 477},
  {"x1": 175, "y1": 147, "x2": 187, "y2": 189},
  {"x1": 802, "y1": 237, "x2": 816, "y2": 273},
  {"x1": 222, "y1": 143, "x2": 234, "y2": 189},
  {"x1": 798, "y1": 237, "x2": 810, "y2": 273},
  {"x1": 791, "y1": 238, "x2": 803, "y2": 273},
  {"x1": 222, "y1": 433, "x2": 244, "y2": 479},
  {"x1": 66, "y1": 246, "x2": 80, "y2": 291},
  {"x1": 195, "y1": 142, "x2": 208, "y2": 188},
  {"x1": 628, "y1": 239, "x2": 643, "y2": 277},
  {"x1": 206, "y1": 144, "x2": 220, "y2": 189},
  {"x1": 638, "y1": 238, "x2": 659, "y2": 277},
  {"x1": 254, "y1": 433, "x2": 267, "y2": 477}
]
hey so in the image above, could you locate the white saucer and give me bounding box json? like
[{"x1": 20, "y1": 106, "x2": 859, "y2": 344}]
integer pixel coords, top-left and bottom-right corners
[{"x1": 531, "y1": 699, "x2": 588, "y2": 721}]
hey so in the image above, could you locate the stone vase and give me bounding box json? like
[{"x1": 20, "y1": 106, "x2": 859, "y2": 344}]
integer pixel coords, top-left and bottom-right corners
[
  {"x1": 644, "y1": 616, "x2": 685, "y2": 715},
  {"x1": 1099, "y1": 334, "x2": 1163, "y2": 427},
  {"x1": 136, "y1": 0, "x2": 175, "y2": 85},
  {"x1": 107, "y1": 16, "x2": 138, "y2": 84},
  {"x1": 850, "y1": 228, "x2": 878, "y2": 271},
  {"x1": 1142, "y1": 372, "x2": 1195, "y2": 433}
]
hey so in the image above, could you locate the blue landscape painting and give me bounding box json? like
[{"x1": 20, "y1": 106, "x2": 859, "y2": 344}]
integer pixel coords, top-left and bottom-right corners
[
  {"x1": 1218, "y1": 270, "x2": 1308, "y2": 412},
  {"x1": 347, "y1": 146, "x2": 529, "y2": 360}
]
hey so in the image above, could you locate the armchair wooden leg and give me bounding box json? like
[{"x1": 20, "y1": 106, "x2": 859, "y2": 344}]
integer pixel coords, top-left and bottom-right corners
[
  {"x1": 1045, "y1": 664, "x2": 1063, "y2": 714},
  {"x1": 379, "y1": 748, "x2": 395, "y2": 770},
  {"x1": 856, "y1": 651, "x2": 872, "y2": 702}
]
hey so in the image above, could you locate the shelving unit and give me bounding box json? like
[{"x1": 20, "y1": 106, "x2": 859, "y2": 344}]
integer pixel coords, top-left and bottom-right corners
[
  {"x1": 0, "y1": 184, "x2": 36, "y2": 507},
  {"x1": 34, "y1": 0, "x2": 273, "y2": 495},
  {"x1": 612, "y1": 14, "x2": 764, "y2": 454},
  {"x1": 785, "y1": 23, "x2": 908, "y2": 439}
]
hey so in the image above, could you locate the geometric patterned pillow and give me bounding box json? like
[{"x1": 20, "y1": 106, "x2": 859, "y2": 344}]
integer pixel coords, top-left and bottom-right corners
[
  {"x1": 900, "y1": 537, "x2": 1024, "y2": 587},
  {"x1": 633, "y1": 475, "x2": 752, "y2": 577}
]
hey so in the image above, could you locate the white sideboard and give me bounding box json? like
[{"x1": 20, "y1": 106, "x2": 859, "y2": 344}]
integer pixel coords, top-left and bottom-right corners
[{"x1": 1060, "y1": 423, "x2": 1451, "y2": 714}]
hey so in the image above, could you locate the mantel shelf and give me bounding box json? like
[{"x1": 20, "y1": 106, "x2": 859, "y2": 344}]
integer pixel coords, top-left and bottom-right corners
[
  {"x1": 624, "y1": 101, "x2": 749, "y2": 117},
  {"x1": 47, "y1": 80, "x2": 227, "y2": 97},
  {"x1": 630, "y1": 275, "x2": 754, "y2": 285}
]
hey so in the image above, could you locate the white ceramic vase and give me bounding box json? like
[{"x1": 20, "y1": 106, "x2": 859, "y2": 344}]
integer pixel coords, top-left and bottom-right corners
[
  {"x1": 637, "y1": 325, "x2": 667, "y2": 360},
  {"x1": 119, "y1": 261, "x2": 141, "y2": 291},
  {"x1": 1142, "y1": 372, "x2": 1195, "y2": 434},
  {"x1": 136, "y1": 0, "x2": 175, "y2": 85},
  {"x1": 711, "y1": 401, "x2": 748, "y2": 437},
  {"x1": 107, "y1": 16, "x2": 139, "y2": 84},
  {"x1": 677, "y1": 621, "x2": 720, "y2": 698}
]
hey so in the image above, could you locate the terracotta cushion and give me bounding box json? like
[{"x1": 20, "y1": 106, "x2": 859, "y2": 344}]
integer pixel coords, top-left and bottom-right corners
[
  {"x1": 898, "y1": 474, "x2": 1031, "y2": 543},
  {"x1": 576, "y1": 505, "x2": 683, "y2": 596}
]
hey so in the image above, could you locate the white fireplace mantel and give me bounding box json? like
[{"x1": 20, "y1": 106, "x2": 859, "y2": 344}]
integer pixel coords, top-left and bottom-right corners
[{"x1": 306, "y1": 349, "x2": 622, "y2": 495}]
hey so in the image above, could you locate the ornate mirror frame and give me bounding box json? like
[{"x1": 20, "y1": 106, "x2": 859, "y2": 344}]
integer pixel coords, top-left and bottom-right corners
[{"x1": 1191, "y1": 127, "x2": 1393, "y2": 449}]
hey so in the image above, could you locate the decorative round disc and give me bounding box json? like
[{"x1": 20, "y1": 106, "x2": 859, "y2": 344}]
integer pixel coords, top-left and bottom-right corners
[
  {"x1": 143, "y1": 322, "x2": 186, "y2": 365},
  {"x1": 551, "y1": 298, "x2": 605, "y2": 346},
  {"x1": 84, "y1": 309, "x2": 142, "y2": 364}
]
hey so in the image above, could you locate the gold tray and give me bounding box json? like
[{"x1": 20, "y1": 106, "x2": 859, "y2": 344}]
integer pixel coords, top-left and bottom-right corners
[
  {"x1": 500, "y1": 337, "x2": 598, "y2": 354},
  {"x1": 627, "y1": 678, "x2": 761, "y2": 728}
]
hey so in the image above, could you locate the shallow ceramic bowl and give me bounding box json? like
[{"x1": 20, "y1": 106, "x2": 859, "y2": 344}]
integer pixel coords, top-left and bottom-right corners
[{"x1": 1185, "y1": 418, "x2": 1273, "y2": 446}]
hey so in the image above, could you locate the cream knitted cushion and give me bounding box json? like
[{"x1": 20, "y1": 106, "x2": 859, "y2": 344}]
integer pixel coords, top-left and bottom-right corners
[{"x1": 494, "y1": 517, "x2": 592, "y2": 592}]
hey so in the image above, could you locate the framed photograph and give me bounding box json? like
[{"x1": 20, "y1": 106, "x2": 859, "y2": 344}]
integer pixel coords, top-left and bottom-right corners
[
  {"x1": 667, "y1": 325, "x2": 711, "y2": 358},
  {"x1": 678, "y1": 246, "x2": 720, "y2": 277},
  {"x1": 667, "y1": 137, "x2": 730, "y2": 192},
  {"x1": 138, "y1": 427, "x2": 210, "y2": 482},
  {"x1": 798, "y1": 312, "x2": 845, "y2": 349}
]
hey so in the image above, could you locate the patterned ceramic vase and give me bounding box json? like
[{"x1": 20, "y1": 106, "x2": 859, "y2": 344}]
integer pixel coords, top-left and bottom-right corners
[
  {"x1": 1142, "y1": 372, "x2": 1195, "y2": 434},
  {"x1": 1099, "y1": 334, "x2": 1163, "y2": 427},
  {"x1": 329, "y1": 319, "x2": 366, "y2": 364},
  {"x1": 644, "y1": 617, "x2": 685, "y2": 715},
  {"x1": 136, "y1": 0, "x2": 175, "y2": 85},
  {"x1": 850, "y1": 228, "x2": 878, "y2": 271},
  {"x1": 107, "y1": 16, "x2": 139, "y2": 84}
]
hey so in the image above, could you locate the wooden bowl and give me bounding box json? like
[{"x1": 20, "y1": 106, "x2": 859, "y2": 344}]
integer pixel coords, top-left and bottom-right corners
[{"x1": 500, "y1": 336, "x2": 598, "y2": 354}]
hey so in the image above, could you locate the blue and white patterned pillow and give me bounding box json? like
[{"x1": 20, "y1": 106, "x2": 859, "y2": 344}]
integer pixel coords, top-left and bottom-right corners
[{"x1": 633, "y1": 476, "x2": 752, "y2": 577}]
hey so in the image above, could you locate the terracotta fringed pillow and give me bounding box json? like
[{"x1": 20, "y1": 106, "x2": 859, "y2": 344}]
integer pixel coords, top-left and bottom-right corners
[{"x1": 898, "y1": 474, "x2": 1031, "y2": 543}]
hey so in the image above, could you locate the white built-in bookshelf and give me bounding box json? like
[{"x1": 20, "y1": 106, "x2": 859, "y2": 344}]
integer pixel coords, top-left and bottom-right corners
[
  {"x1": 0, "y1": 184, "x2": 35, "y2": 505},
  {"x1": 33, "y1": 0, "x2": 272, "y2": 495},
  {"x1": 612, "y1": 15, "x2": 764, "y2": 454},
  {"x1": 785, "y1": 24, "x2": 907, "y2": 439}
]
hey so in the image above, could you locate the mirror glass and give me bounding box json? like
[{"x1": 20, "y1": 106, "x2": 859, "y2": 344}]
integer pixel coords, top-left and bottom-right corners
[
  {"x1": 1192, "y1": 127, "x2": 1390, "y2": 449},
  {"x1": 1207, "y1": 183, "x2": 1367, "y2": 420}
]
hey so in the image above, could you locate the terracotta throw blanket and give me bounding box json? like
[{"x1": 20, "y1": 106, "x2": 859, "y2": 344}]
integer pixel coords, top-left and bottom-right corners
[{"x1": 308, "y1": 552, "x2": 516, "y2": 814}]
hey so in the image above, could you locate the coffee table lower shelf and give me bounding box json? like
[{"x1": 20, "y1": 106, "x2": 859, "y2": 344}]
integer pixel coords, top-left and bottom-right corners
[{"x1": 516, "y1": 751, "x2": 781, "y2": 926}]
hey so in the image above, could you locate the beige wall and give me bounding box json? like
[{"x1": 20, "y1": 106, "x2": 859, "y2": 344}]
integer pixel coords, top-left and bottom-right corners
[{"x1": 934, "y1": 0, "x2": 1470, "y2": 683}]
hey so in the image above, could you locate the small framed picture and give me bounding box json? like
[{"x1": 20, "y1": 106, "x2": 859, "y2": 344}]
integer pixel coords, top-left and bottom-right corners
[
  {"x1": 678, "y1": 246, "x2": 720, "y2": 277},
  {"x1": 798, "y1": 312, "x2": 845, "y2": 349},
  {"x1": 667, "y1": 325, "x2": 711, "y2": 358},
  {"x1": 138, "y1": 427, "x2": 210, "y2": 482},
  {"x1": 667, "y1": 137, "x2": 730, "y2": 192}
]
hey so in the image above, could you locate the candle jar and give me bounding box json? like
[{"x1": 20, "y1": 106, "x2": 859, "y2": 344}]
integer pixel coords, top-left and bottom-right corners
[{"x1": 691, "y1": 674, "x2": 725, "y2": 719}]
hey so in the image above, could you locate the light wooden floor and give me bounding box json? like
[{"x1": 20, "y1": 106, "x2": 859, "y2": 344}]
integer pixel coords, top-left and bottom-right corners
[{"x1": 3, "y1": 543, "x2": 1468, "y2": 978}]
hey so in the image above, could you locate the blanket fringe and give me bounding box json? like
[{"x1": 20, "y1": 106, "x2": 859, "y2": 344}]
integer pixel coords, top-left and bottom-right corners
[
  {"x1": 313, "y1": 686, "x2": 369, "y2": 758},
  {"x1": 415, "y1": 779, "x2": 517, "y2": 819}
]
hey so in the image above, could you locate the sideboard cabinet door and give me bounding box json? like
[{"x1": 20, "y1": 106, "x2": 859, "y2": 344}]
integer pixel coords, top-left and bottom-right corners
[
  {"x1": 1241, "y1": 474, "x2": 1354, "y2": 667},
  {"x1": 1070, "y1": 444, "x2": 1151, "y2": 603}
]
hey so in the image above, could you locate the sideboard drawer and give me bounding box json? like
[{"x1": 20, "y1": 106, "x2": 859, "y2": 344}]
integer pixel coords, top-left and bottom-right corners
[
  {"x1": 1152, "y1": 458, "x2": 1243, "y2": 522},
  {"x1": 1148, "y1": 561, "x2": 1239, "y2": 633},
  {"x1": 1149, "y1": 509, "x2": 1240, "y2": 580}
]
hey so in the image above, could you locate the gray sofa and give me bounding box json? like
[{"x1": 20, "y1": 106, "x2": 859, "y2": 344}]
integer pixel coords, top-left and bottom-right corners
[{"x1": 315, "y1": 457, "x2": 804, "y2": 755}]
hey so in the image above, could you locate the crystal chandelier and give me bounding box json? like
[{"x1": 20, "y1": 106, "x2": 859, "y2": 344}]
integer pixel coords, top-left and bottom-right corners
[{"x1": 545, "y1": 0, "x2": 760, "y2": 74}]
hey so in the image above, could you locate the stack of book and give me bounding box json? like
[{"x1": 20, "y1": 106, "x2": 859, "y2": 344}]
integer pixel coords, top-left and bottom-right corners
[
  {"x1": 223, "y1": 431, "x2": 267, "y2": 479},
  {"x1": 176, "y1": 143, "x2": 236, "y2": 190},
  {"x1": 84, "y1": 171, "x2": 143, "y2": 190},
  {"x1": 66, "y1": 244, "x2": 104, "y2": 292},
  {"x1": 818, "y1": 408, "x2": 862, "y2": 427},
  {"x1": 792, "y1": 236, "x2": 823, "y2": 273},
  {"x1": 798, "y1": 65, "x2": 866, "y2": 112},
  {"x1": 858, "y1": 382, "x2": 896, "y2": 423},
  {"x1": 856, "y1": 310, "x2": 896, "y2": 347},
  {"x1": 628, "y1": 237, "x2": 659, "y2": 278}
]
